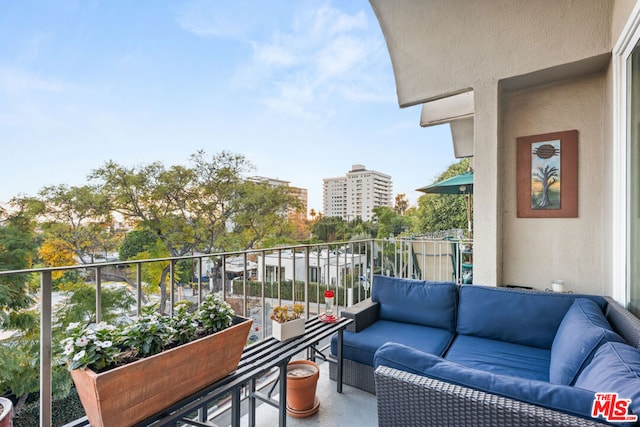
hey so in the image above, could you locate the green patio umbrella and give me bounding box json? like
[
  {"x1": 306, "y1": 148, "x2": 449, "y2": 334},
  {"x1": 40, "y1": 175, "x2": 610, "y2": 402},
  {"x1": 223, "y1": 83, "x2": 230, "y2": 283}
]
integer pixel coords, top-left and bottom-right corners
[{"x1": 416, "y1": 171, "x2": 474, "y2": 235}]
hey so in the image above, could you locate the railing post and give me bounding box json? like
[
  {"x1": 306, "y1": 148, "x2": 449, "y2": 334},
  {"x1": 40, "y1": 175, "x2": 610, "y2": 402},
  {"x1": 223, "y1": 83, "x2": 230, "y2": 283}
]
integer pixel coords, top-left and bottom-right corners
[
  {"x1": 198, "y1": 257, "x2": 203, "y2": 305},
  {"x1": 40, "y1": 270, "x2": 52, "y2": 427},
  {"x1": 222, "y1": 255, "x2": 227, "y2": 300},
  {"x1": 277, "y1": 249, "x2": 282, "y2": 306},
  {"x1": 304, "y1": 247, "x2": 310, "y2": 316},
  {"x1": 136, "y1": 263, "x2": 142, "y2": 315},
  {"x1": 259, "y1": 251, "x2": 266, "y2": 340},
  {"x1": 169, "y1": 260, "x2": 175, "y2": 316},
  {"x1": 95, "y1": 266, "x2": 102, "y2": 323},
  {"x1": 292, "y1": 247, "x2": 296, "y2": 303},
  {"x1": 242, "y1": 252, "x2": 248, "y2": 317}
]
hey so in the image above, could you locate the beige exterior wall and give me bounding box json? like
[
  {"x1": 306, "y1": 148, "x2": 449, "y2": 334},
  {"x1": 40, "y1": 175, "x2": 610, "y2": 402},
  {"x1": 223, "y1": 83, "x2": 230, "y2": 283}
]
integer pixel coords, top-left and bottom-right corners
[
  {"x1": 370, "y1": 0, "x2": 612, "y2": 107},
  {"x1": 370, "y1": 0, "x2": 633, "y2": 290},
  {"x1": 612, "y1": 0, "x2": 637, "y2": 42},
  {"x1": 501, "y1": 74, "x2": 608, "y2": 294}
]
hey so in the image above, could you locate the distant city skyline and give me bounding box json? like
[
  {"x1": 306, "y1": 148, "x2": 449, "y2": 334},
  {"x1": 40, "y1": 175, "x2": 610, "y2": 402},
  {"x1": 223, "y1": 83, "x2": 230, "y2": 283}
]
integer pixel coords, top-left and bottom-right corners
[{"x1": 0, "y1": 1, "x2": 456, "y2": 213}]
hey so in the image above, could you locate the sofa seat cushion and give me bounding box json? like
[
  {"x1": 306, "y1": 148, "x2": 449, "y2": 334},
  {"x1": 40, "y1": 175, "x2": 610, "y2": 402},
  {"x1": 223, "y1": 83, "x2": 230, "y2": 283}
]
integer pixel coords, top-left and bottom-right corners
[
  {"x1": 574, "y1": 342, "x2": 640, "y2": 419},
  {"x1": 550, "y1": 298, "x2": 624, "y2": 385},
  {"x1": 444, "y1": 334, "x2": 550, "y2": 381},
  {"x1": 372, "y1": 275, "x2": 458, "y2": 331},
  {"x1": 457, "y1": 285, "x2": 606, "y2": 349},
  {"x1": 374, "y1": 342, "x2": 599, "y2": 422},
  {"x1": 330, "y1": 319, "x2": 454, "y2": 367}
]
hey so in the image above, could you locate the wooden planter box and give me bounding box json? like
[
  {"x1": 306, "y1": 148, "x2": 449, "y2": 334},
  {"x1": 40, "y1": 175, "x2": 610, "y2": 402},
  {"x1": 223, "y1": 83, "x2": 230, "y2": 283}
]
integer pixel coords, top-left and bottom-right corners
[
  {"x1": 272, "y1": 318, "x2": 305, "y2": 341},
  {"x1": 71, "y1": 316, "x2": 252, "y2": 427}
]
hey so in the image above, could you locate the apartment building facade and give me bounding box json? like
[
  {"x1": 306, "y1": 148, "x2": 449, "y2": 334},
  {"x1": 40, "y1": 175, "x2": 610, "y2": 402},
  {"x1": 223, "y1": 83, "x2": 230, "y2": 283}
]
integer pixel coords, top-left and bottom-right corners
[
  {"x1": 247, "y1": 176, "x2": 308, "y2": 218},
  {"x1": 322, "y1": 164, "x2": 392, "y2": 221}
]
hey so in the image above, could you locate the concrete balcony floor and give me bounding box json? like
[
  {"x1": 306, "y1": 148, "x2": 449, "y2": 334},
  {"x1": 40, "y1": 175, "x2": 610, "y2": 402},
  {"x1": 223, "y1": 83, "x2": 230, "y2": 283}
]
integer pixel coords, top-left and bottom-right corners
[{"x1": 229, "y1": 360, "x2": 378, "y2": 427}]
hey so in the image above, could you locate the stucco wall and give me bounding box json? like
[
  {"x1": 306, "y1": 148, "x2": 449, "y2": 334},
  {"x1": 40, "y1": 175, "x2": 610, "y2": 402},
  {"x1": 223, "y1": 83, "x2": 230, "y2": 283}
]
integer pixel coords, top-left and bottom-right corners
[
  {"x1": 501, "y1": 74, "x2": 608, "y2": 295},
  {"x1": 371, "y1": 0, "x2": 613, "y2": 107},
  {"x1": 612, "y1": 0, "x2": 637, "y2": 43}
]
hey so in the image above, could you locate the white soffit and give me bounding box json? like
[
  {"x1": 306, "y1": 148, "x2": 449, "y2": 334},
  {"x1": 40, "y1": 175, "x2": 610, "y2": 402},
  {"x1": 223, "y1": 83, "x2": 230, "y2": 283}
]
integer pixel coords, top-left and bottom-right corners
[
  {"x1": 420, "y1": 90, "x2": 474, "y2": 127},
  {"x1": 450, "y1": 118, "x2": 474, "y2": 158}
]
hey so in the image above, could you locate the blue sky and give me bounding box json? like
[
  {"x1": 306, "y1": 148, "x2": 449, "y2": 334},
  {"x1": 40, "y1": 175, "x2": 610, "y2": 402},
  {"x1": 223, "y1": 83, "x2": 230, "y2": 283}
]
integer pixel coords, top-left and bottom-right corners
[{"x1": 0, "y1": 0, "x2": 455, "y2": 213}]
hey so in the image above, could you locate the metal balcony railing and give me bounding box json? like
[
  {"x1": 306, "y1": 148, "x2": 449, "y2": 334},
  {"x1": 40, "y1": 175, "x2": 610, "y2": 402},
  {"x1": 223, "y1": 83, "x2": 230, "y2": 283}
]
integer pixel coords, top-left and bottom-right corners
[{"x1": 0, "y1": 237, "x2": 472, "y2": 426}]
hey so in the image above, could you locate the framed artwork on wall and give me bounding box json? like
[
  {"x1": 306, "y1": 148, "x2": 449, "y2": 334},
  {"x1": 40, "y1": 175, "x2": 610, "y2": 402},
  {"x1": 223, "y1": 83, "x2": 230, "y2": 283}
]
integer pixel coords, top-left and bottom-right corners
[{"x1": 516, "y1": 130, "x2": 578, "y2": 218}]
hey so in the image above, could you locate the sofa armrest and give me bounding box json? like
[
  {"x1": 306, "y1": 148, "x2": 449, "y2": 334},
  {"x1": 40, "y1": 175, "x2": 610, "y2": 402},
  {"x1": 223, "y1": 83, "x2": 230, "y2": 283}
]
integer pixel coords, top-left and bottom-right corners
[
  {"x1": 605, "y1": 296, "x2": 640, "y2": 349},
  {"x1": 340, "y1": 298, "x2": 379, "y2": 332},
  {"x1": 374, "y1": 366, "x2": 606, "y2": 427}
]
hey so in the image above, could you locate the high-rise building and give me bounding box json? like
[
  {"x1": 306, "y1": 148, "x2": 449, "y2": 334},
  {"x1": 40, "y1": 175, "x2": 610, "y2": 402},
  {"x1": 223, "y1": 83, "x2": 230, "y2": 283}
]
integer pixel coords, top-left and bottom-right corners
[
  {"x1": 247, "y1": 176, "x2": 308, "y2": 218},
  {"x1": 322, "y1": 165, "x2": 393, "y2": 221}
]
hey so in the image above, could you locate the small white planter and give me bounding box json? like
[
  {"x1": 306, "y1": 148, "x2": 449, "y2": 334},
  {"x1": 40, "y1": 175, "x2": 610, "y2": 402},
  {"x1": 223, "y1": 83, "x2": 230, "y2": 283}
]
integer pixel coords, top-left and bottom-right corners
[{"x1": 272, "y1": 318, "x2": 305, "y2": 341}]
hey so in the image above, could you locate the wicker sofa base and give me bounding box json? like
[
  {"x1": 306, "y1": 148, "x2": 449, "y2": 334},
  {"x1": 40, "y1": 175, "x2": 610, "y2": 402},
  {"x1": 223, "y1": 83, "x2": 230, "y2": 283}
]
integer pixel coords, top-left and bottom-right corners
[
  {"x1": 328, "y1": 357, "x2": 376, "y2": 394},
  {"x1": 374, "y1": 366, "x2": 604, "y2": 427}
]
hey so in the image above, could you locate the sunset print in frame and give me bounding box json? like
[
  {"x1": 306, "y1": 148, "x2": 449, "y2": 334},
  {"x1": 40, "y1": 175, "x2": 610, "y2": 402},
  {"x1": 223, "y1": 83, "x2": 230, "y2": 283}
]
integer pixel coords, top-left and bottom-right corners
[{"x1": 516, "y1": 130, "x2": 578, "y2": 218}]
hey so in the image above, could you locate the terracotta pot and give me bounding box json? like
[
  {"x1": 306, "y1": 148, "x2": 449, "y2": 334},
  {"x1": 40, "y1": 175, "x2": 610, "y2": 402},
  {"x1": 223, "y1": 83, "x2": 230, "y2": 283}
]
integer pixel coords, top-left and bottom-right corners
[
  {"x1": 0, "y1": 397, "x2": 13, "y2": 427},
  {"x1": 71, "y1": 317, "x2": 252, "y2": 427},
  {"x1": 286, "y1": 360, "x2": 320, "y2": 417},
  {"x1": 272, "y1": 317, "x2": 305, "y2": 341}
]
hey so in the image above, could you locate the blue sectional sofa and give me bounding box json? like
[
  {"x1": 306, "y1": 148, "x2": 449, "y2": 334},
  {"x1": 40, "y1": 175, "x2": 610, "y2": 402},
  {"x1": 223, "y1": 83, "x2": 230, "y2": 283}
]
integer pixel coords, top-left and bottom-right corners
[{"x1": 328, "y1": 276, "x2": 640, "y2": 426}]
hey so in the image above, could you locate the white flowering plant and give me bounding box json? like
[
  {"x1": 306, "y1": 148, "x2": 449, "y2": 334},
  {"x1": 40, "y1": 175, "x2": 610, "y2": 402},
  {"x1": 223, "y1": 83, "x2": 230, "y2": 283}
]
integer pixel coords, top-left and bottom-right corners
[
  {"x1": 63, "y1": 322, "x2": 120, "y2": 371},
  {"x1": 62, "y1": 293, "x2": 235, "y2": 372}
]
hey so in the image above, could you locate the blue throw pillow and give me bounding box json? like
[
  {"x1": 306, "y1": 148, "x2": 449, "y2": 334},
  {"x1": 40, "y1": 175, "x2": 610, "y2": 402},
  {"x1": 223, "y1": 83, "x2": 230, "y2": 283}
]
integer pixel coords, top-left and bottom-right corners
[
  {"x1": 550, "y1": 298, "x2": 624, "y2": 385},
  {"x1": 374, "y1": 342, "x2": 598, "y2": 421},
  {"x1": 574, "y1": 342, "x2": 640, "y2": 419},
  {"x1": 371, "y1": 275, "x2": 458, "y2": 331}
]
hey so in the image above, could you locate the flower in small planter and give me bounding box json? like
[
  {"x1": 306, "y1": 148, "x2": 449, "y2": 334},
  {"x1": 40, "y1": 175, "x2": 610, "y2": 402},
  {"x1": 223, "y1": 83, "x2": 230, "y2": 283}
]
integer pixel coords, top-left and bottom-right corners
[
  {"x1": 270, "y1": 303, "x2": 305, "y2": 324},
  {"x1": 63, "y1": 293, "x2": 235, "y2": 372}
]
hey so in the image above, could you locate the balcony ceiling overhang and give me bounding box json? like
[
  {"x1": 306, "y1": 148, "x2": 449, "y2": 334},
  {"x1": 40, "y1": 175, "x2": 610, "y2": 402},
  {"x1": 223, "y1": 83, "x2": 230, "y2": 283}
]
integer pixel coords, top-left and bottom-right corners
[
  {"x1": 369, "y1": 0, "x2": 613, "y2": 108},
  {"x1": 420, "y1": 90, "x2": 474, "y2": 159}
]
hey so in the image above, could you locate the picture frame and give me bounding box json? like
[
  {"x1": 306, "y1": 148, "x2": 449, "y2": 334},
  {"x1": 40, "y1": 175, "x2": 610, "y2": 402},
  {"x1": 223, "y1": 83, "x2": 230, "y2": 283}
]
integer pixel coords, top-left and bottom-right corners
[{"x1": 516, "y1": 130, "x2": 578, "y2": 218}]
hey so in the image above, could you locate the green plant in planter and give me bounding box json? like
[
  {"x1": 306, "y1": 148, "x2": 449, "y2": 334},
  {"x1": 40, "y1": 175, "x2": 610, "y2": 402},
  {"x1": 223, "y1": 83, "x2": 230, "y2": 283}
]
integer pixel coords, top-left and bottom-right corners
[
  {"x1": 169, "y1": 301, "x2": 199, "y2": 346},
  {"x1": 270, "y1": 303, "x2": 304, "y2": 324},
  {"x1": 62, "y1": 293, "x2": 235, "y2": 372}
]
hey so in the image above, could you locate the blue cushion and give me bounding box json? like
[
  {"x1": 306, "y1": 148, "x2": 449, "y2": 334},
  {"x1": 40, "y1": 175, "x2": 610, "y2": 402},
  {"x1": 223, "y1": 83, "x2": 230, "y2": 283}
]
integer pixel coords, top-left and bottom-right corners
[
  {"x1": 445, "y1": 334, "x2": 550, "y2": 381},
  {"x1": 457, "y1": 285, "x2": 607, "y2": 349},
  {"x1": 574, "y1": 342, "x2": 640, "y2": 418},
  {"x1": 550, "y1": 298, "x2": 624, "y2": 385},
  {"x1": 374, "y1": 342, "x2": 598, "y2": 421},
  {"x1": 330, "y1": 319, "x2": 454, "y2": 366},
  {"x1": 371, "y1": 275, "x2": 458, "y2": 331}
]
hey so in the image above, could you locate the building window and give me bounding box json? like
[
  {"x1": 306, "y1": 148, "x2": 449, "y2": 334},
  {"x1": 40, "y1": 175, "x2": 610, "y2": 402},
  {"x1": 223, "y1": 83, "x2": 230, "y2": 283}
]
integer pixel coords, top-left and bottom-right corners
[{"x1": 309, "y1": 266, "x2": 318, "y2": 283}]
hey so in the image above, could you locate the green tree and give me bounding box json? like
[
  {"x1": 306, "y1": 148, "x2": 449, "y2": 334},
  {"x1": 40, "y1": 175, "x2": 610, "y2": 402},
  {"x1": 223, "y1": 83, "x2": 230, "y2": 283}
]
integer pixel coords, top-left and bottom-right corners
[
  {"x1": 312, "y1": 216, "x2": 346, "y2": 242},
  {"x1": 222, "y1": 180, "x2": 302, "y2": 250},
  {"x1": 119, "y1": 229, "x2": 157, "y2": 261},
  {"x1": 415, "y1": 159, "x2": 471, "y2": 234},
  {"x1": 0, "y1": 205, "x2": 70, "y2": 410},
  {"x1": 372, "y1": 206, "x2": 411, "y2": 238},
  {"x1": 0, "y1": 208, "x2": 38, "y2": 331},
  {"x1": 37, "y1": 184, "x2": 116, "y2": 264},
  {"x1": 91, "y1": 151, "x2": 297, "y2": 312},
  {"x1": 54, "y1": 281, "x2": 136, "y2": 326},
  {"x1": 394, "y1": 193, "x2": 409, "y2": 215}
]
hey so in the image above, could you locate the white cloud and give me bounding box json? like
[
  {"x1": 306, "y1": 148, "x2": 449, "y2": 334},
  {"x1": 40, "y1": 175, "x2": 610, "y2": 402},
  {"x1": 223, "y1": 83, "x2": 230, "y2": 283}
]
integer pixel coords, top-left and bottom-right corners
[
  {"x1": 235, "y1": 3, "x2": 391, "y2": 120},
  {"x1": 175, "y1": 1, "x2": 392, "y2": 121},
  {"x1": 252, "y1": 42, "x2": 296, "y2": 67}
]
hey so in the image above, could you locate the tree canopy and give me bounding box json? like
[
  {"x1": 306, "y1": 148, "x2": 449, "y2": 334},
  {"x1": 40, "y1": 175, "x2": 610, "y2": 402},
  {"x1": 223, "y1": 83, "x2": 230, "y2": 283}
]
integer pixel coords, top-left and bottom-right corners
[
  {"x1": 413, "y1": 159, "x2": 471, "y2": 234},
  {"x1": 89, "y1": 150, "x2": 301, "y2": 312}
]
